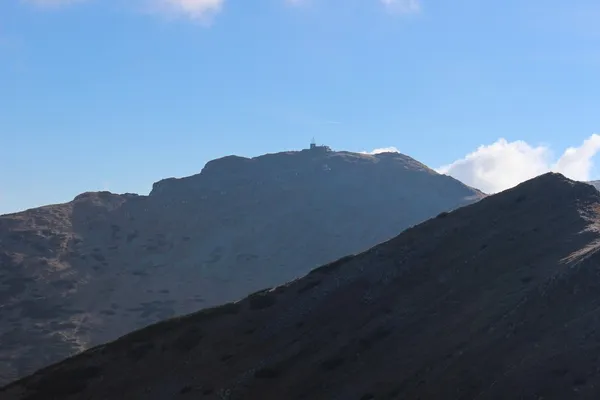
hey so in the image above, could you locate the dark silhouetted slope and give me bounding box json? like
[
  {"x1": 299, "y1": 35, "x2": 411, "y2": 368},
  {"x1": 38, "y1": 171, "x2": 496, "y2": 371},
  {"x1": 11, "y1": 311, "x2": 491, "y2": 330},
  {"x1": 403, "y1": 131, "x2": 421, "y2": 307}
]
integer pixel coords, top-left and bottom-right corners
[
  {"x1": 0, "y1": 148, "x2": 483, "y2": 384},
  {"x1": 3, "y1": 173, "x2": 600, "y2": 400}
]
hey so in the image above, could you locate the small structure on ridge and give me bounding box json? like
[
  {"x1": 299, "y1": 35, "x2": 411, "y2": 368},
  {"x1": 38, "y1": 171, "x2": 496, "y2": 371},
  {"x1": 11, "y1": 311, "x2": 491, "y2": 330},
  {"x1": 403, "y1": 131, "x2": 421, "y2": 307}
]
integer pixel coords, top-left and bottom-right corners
[{"x1": 308, "y1": 138, "x2": 331, "y2": 152}]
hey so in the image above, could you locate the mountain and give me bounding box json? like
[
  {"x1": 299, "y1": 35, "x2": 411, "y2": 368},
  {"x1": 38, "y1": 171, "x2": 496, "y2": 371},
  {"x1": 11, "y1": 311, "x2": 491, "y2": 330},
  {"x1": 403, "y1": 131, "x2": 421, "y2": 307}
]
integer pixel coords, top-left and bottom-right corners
[
  {"x1": 587, "y1": 180, "x2": 600, "y2": 191},
  {"x1": 0, "y1": 146, "x2": 484, "y2": 385},
  {"x1": 2, "y1": 172, "x2": 599, "y2": 400}
]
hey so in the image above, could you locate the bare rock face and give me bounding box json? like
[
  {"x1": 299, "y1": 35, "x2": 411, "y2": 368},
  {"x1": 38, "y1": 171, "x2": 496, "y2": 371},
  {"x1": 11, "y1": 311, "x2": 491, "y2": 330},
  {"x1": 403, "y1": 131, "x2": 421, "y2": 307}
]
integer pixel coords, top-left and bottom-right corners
[{"x1": 0, "y1": 148, "x2": 483, "y2": 385}]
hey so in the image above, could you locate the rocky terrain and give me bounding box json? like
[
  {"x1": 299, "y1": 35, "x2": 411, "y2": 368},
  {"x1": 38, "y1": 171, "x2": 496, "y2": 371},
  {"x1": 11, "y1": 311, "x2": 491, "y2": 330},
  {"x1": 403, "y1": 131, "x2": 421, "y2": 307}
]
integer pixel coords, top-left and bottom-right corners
[
  {"x1": 2, "y1": 172, "x2": 600, "y2": 400},
  {"x1": 587, "y1": 180, "x2": 600, "y2": 191},
  {"x1": 0, "y1": 146, "x2": 484, "y2": 385}
]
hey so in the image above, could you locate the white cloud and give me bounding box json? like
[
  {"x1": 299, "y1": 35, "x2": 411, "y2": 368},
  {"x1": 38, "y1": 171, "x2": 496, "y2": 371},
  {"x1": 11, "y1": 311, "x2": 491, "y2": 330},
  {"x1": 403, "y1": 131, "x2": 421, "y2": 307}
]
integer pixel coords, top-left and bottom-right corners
[
  {"x1": 362, "y1": 146, "x2": 400, "y2": 155},
  {"x1": 437, "y1": 135, "x2": 600, "y2": 193},
  {"x1": 154, "y1": 0, "x2": 225, "y2": 20},
  {"x1": 552, "y1": 135, "x2": 600, "y2": 181},
  {"x1": 22, "y1": 0, "x2": 421, "y2": 18},
  {"x1": 24, "y1": 0, "x2": 225, "y2": 20},
  {"x1": 380, "y1": 0, "x2": 421, "y2": 14}
]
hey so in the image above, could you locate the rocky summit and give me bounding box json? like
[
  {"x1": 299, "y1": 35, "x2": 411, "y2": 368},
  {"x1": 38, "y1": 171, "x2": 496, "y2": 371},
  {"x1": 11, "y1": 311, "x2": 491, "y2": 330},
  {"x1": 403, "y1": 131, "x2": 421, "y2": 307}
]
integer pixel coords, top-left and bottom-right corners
[
  {"x1": 0, "y1": 147, "x2": 483, "y2": 384},
  {"x1": 2, "y1": 172, "x2": 600, "y2": 400}
]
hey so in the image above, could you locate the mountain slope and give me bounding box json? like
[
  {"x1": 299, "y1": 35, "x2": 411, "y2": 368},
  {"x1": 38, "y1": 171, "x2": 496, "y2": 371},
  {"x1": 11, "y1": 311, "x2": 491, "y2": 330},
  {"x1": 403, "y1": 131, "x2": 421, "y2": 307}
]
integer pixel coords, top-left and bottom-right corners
[
  {"x1": 2, "y1": 172, "x2": 600, "y2": 400},
  {"x1": 0, "y1": 147, "x2": 483, "y2": 384},
  {"x1": 587, "y1": 180, "x2": 600, "y2": 191}
]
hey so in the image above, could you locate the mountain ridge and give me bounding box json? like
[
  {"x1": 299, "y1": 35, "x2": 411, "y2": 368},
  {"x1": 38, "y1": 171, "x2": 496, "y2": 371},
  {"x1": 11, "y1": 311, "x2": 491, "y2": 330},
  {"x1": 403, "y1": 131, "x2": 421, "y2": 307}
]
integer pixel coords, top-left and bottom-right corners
[
  {"x1": 3, "y1": 172, "x2": 600, "y2": 399},
  {"x1": 0, "y1": 148, "x2": 483, "y2": 385}
]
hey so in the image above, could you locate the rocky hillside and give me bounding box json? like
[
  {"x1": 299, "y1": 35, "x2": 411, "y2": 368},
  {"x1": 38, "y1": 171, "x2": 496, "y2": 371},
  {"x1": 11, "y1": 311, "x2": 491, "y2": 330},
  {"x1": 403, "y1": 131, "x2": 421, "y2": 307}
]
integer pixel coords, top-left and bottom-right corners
[
  {"x1": 0, "y1": 147, "x2": 484, "y2": 385},
  {"x1": 2, "y1": 173, "x2": 600, "y2": 400},
  {"x1": 587, "y1": 180, "x2": 600, "y2": 191}
]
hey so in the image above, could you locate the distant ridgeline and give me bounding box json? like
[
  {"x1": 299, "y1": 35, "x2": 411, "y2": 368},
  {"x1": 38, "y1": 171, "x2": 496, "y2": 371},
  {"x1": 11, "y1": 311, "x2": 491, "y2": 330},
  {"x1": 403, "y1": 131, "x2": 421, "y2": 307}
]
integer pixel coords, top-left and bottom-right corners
[{"x1": 0, "y1": 144, "x2": 484, "y2": 386}]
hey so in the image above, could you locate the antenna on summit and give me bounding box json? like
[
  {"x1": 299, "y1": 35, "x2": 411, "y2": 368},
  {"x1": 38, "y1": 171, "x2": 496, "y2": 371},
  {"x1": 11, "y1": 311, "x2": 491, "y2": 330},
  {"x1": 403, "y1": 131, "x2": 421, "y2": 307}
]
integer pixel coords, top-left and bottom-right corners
[{"x1": 310, "y1": 137, "x2": 317, "y2": 150}]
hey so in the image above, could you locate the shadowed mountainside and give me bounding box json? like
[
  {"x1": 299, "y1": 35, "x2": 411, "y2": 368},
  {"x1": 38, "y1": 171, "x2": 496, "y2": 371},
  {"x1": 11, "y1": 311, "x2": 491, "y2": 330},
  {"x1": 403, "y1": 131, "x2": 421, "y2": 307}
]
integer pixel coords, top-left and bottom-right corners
[
  {"x1": 587, "y1": 180, "x2": 600, "y2": 191},
  {"x1": 0, "y1": 147, "x2": 484, "y2": 384},
  {"x1": 2, "y1": 173, "x2": 600, "y2": 400}
]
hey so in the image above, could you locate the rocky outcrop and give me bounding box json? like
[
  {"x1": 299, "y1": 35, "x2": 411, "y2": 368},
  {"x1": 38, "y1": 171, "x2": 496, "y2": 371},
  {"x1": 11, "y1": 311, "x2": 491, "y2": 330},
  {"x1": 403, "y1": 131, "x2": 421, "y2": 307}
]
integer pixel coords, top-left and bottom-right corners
[{"x1": 0, "y1": 148, "x2": 484, "y2": 385}]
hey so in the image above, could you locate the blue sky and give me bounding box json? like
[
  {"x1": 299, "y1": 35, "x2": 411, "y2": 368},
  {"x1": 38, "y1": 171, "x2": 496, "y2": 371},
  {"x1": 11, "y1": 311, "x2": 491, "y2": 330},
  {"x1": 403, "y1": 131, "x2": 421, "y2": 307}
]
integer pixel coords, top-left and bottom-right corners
[{"x1": 1, "y1": 0, "x2": 599, "y2": 214}]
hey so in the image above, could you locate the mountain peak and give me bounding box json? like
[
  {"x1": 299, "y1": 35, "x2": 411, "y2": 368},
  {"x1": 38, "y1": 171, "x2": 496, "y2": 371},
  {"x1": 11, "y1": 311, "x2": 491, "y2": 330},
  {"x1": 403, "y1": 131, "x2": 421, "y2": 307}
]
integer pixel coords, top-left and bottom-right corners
[
  {"x1": 485, "y1": 172, "x2": 597, "y2": 208},
  {"x1": 150, "y1": 148, "x2": 446, "y2": 197},
  {"x1": 0, "y1": 147, "x2": 483, "y2": 385}
]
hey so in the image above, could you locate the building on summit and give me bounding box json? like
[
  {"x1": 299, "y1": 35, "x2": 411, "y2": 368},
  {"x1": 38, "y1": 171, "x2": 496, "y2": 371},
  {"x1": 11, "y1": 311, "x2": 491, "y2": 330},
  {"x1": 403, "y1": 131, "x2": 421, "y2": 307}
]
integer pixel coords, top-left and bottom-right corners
[{"x1": 309, "y1": 138, "x2": 331, "y2": 152}]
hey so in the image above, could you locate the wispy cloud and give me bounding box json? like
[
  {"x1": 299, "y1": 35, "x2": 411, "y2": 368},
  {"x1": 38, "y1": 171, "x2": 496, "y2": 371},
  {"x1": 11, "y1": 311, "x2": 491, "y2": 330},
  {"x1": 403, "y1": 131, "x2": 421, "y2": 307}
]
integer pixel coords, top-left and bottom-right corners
[
  {"x1": 437, "y1": 135, "x2": 600, "y2": 193},
  {"x1": 22, "y1": 0, "x2": 421, "y2": 16},
  {"x1": 151, "y1": 0, "x2": 225, "y2": 21},
  {"x1": 22, "y1": 0, "x2": 226, "y2": 21},
  {"x1": 362, "y1": 146, "x2": 400, "y2": 155},
  {"x1": 380, "y1": 0, "x2": 421, "y2": 15}
]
